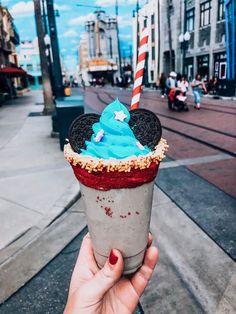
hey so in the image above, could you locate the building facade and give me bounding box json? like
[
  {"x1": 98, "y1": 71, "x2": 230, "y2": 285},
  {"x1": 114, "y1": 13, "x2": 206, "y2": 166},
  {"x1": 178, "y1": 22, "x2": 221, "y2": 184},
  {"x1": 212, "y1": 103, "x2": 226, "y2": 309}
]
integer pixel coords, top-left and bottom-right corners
[
  {"x1": 0, "y1": 6, "x2": 20, "y2": 67},
  {"x1": 79, "y1": 10, "x2": 119, "y2": 84},
  {"x1": 18, "y1": 38, "x2": 42, "y2": 88},
  {"x1": 133, "y1": 0, "x2": 227, "y2": 83},
  {"x1": 183, "y1": 0, "x2": 226, "y2": 81},
  {"x1": 132, "y1": 0, "x2": 160, "y2": 85}
]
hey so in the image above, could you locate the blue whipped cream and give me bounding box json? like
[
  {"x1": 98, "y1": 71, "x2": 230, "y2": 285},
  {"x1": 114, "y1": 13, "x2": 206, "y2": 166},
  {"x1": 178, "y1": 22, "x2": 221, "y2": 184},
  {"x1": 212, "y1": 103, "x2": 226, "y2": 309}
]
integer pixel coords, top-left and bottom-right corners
[{"x1": 80, "y1": 98, "x2": 151, "y2": 159}]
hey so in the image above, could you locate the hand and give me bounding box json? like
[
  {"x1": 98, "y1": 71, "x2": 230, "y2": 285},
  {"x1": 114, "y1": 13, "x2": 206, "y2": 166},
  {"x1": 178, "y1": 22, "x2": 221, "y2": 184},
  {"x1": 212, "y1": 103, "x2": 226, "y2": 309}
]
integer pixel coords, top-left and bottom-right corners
[{"x1": 64, "y1": 233, "x2": 158, "y2": 314}]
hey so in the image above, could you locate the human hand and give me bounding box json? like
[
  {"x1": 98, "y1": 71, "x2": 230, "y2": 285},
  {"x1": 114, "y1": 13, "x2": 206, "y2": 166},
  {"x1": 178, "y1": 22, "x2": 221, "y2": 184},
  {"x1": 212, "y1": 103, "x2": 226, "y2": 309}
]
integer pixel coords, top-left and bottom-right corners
[{"x1": 64, "y1": 233, "x2": 158, "y2": 314}]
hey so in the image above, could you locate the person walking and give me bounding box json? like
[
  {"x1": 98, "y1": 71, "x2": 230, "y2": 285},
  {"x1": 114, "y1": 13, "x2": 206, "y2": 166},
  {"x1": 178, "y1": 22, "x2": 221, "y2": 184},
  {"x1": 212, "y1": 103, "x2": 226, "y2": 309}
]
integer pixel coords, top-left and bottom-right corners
[
  {"x1": 191, "y1": 74, "x2": 207, "y2": 110},
  {"x1": 166, "y1": 72, "x2": 177, "y2": 110},
  {"x1": 81, "y1": 77, "x2": 86, "y2": 91},
  {"x1": 177, "y1": 75, "x2": 189, "y2": 95},
  {"x1": 159, "y1": 73, "x2": 166, "y2": 97}
]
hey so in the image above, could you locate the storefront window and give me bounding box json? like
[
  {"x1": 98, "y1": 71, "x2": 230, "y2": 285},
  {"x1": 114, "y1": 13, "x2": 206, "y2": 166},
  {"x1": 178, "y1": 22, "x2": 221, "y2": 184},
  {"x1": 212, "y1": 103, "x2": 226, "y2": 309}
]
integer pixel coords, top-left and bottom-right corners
[
  {"x1": 186, "y1": 8, "x2": 195, "y2": 31},
  {"x1": 197, "y1": 54, "x2": 209, "y2": 80},
  {"x1": 184, "y1": 57, "x2": 194, "y2": 81},
  {"x1": 219, "y1": 62, "x2": 227, "y2": 78},
  {"x1": 214, "y1": 52, "x2": 227, "y2": 78},
  {"x1": 200, "y1": 1, "x2": 211, "y2": 27}
]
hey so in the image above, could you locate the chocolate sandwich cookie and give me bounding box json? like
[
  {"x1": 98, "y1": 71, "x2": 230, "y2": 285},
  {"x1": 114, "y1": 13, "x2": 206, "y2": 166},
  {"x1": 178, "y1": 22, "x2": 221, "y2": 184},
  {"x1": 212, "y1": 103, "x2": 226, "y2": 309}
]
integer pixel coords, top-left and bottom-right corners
[
  {"x1": 129, "y1": 108, "x2": 162, "y2": 150},
  {"x1": 68, "y1": 113, "x2": 100, "y2": 153}
]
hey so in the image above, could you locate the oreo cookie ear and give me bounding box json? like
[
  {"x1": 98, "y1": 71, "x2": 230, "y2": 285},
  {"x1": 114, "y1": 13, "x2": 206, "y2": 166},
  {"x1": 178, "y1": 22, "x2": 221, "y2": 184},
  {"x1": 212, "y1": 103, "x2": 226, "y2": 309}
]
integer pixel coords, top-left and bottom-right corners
[
  {"x1": 129, "y1": 109, "x2": 162, "y2": 150},
  {"x1": 68, "y1": 113, "x2": 100, "y2": 153}
]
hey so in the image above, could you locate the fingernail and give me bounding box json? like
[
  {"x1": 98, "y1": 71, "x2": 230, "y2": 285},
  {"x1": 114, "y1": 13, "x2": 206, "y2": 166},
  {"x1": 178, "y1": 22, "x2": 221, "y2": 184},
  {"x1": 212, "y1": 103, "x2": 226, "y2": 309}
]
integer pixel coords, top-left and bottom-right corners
[{"x1": 109, "y1": 250, "x2": 118, "y2": 265}]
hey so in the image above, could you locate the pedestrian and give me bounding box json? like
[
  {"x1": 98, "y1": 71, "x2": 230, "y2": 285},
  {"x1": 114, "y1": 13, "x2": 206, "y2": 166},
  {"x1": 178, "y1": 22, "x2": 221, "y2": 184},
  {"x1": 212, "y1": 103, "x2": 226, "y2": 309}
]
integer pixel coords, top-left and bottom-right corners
[
  {"x1": 191, "y1": 74, "x2": 207, "y2": 110},
  {"x1": 81, "y1": 77, "x2": 85, "y2": 90},
  {"x1": 159, "y1": 73, "x2": 166, "y2": 97},
  {"x1": 207, "y1": 75, "x2": 218, "y2": 95},
  {"x1": 166, "y1": 71, "x2": 177, "y2": 110},
  {"x1": 64, "y1": 232, "x2": 158, "y2": 314},
  {"x1": 177, "y1": 75, "x2": 189, "y2": 96}
]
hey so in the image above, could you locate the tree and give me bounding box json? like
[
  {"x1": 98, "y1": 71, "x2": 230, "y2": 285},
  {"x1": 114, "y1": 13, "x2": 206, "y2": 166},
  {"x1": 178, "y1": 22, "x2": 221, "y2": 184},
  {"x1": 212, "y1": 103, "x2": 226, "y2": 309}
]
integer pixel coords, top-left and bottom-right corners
[{"x1": 33, "y1": 0, "x2": 54, "y2": 115}]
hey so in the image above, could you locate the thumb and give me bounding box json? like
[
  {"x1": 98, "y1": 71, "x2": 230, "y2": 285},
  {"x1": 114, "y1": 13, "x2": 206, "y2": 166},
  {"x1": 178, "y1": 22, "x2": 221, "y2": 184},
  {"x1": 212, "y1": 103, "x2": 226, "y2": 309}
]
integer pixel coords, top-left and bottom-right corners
[{"x1": 86, "y1": 249, "x2": 124, "y2": 300}]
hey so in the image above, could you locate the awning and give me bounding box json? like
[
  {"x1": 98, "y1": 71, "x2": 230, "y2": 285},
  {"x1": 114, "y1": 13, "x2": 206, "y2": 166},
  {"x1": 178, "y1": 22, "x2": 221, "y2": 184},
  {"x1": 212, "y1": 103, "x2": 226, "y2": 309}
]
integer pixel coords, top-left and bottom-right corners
[{"x1": 0, "y1": 66, "x2": 28, "y2": 77}]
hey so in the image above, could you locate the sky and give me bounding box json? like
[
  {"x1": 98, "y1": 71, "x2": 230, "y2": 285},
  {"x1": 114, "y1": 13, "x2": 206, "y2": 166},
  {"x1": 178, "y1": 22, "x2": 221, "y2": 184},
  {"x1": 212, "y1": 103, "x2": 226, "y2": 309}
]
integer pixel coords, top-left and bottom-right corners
[{"x1": 2, "y1": 0, "x2": 146, "y2": 72}]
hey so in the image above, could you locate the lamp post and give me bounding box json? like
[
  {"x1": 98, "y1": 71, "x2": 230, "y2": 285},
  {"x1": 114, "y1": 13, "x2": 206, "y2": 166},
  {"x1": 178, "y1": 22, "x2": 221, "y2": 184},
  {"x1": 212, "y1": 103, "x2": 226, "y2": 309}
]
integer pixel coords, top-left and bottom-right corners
[
  {"x1": 178, "y1": 31, "x2": 190, "y2": 75},
  {"x1": 44, "y1": 33, "x2": 54, "y2": 92},
  {"x1": 46, "y1": 0, "x2": 64, "y2": 97},
  {"x1": 115, "y1": 0, "x2": 122, "y2": 78},
  {"x1": 33, "y1": 0, "x2": 54, "y2": 114}
]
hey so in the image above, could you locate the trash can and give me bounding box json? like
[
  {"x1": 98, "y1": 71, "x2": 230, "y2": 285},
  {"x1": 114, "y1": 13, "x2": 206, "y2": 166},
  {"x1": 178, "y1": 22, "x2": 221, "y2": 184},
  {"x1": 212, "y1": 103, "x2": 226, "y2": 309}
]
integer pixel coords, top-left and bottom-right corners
[
  {"x1": 56, "y1": 97, "x2": 84, "y2": 150},
  {"x1": 217, "y1": 79, "x2": 236, "y2": 97}
]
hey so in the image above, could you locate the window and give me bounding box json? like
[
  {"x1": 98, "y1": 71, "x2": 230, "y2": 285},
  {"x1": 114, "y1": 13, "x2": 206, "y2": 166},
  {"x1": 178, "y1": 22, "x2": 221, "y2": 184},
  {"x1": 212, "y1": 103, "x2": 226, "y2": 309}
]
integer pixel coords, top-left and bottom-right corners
[
  {"x1": 144, "y1": 19, "x2": 147, "y2": 28},
  {"x1": 152, "y1": 46, "x2": 155, "y2": 60},
  {"x1": 151, "y1": 28, "x2": 155, "y2": 43},
  {"x1": 150, "y1": 70, "x2": 154, "y2": 81},
  {"x1": 214, "y1": 52, "x2": 227, "y2": 78},
  {"x1": 197, "y1": 54, "x2": 209, "y2": 80},
  {"x1": 218, "y1": 0, "x2": 225, "y2": 20},
  {"x1": 151, "y1": 14, "x2": 154, "y2": 25},
  {"x1": 186, "y1": 8, "x2": 195, "y2": 31},
  {"x1": 219, "y1": 62, "x2": 227, "y2": 78},
  {"x1": 26, "y1": 64, "x2": 33, "y2": 71},
  {"x1": 200, "y1": 1, "x2": 211, "y2": 27}
]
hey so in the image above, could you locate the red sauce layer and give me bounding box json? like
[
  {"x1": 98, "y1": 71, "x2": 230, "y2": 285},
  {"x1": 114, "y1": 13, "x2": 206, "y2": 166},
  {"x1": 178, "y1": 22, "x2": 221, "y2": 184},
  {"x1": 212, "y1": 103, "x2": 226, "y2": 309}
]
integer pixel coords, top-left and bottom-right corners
[{"x1": 72, "y1": 162, "x2": 159, "y2": 190}]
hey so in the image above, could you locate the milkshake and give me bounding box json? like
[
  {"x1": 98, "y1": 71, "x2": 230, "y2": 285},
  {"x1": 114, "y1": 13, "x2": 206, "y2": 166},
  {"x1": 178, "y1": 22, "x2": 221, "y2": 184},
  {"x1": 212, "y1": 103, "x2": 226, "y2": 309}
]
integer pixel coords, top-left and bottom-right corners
[{"x1": 64, "y1": 99, "x2": 168, "y2": 274}]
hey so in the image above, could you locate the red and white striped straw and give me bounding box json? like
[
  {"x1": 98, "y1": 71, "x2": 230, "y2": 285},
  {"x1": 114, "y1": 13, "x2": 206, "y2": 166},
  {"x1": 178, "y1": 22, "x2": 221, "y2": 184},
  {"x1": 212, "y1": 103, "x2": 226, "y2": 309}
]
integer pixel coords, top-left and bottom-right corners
[{"x1": 130, "y1": 28, "x2": 149, "y2": 110}]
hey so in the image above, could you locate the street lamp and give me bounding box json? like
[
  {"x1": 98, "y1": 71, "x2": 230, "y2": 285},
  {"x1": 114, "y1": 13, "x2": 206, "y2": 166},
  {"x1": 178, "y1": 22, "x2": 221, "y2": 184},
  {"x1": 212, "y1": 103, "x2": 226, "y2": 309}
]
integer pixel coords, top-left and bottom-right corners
[
  {"x1": 178, "y1": 31, "x2": 191, "y2": 75},
  {"x1": 46, "y1": 0, "x2": 64, "y2": 97},
  {"x1": 44, "y1": 33, "x2": 54, "y2": 93}
]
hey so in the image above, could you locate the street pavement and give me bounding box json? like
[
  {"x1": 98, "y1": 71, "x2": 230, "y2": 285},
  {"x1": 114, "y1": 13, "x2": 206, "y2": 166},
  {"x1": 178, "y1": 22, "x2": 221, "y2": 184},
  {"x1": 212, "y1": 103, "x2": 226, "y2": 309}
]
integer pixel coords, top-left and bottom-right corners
[
  {"x1": 0, "y1": 90, "x2": 81, "y2": 301},
  {"x1": 0, "y1": 88, "x2": 236, "y2": 314}
]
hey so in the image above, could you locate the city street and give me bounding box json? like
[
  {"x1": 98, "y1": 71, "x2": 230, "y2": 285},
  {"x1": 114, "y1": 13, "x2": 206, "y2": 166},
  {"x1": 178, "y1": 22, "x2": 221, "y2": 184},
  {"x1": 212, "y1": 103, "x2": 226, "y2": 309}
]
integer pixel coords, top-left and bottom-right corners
[{"x1": 0, "y1": 87, "x2": 235, "y2": 314}]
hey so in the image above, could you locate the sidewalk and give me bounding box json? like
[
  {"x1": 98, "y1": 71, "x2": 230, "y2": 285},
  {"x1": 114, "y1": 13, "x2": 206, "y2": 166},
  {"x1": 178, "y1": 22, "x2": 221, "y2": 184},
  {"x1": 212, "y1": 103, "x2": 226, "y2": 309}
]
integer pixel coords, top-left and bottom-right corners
[
  {"x1": 0, "y1": 90, "x2": 235, "y2": 313},
  {"x1": 0, "y1": 90, "x2": 80, "y2": 258}
]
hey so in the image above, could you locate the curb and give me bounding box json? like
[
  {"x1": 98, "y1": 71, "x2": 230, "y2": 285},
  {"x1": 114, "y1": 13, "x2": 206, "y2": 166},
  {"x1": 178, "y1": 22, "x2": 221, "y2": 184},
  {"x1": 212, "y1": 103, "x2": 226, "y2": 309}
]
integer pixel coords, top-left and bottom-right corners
[{"x1": 0, "y1": 185, "x2": 85, "y2": 303}]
